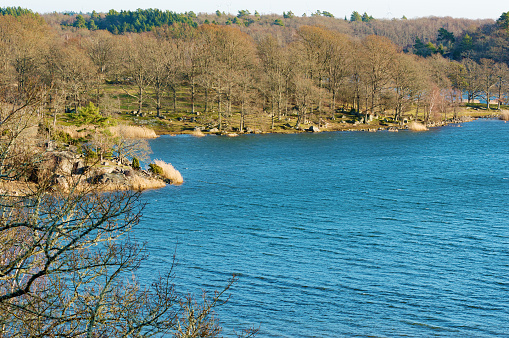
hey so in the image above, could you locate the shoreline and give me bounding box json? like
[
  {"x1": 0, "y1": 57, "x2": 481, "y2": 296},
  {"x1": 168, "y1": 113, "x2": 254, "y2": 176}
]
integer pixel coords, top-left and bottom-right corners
[{"x1": 151, "y1": 114, "x2": 492, "y2": 137}]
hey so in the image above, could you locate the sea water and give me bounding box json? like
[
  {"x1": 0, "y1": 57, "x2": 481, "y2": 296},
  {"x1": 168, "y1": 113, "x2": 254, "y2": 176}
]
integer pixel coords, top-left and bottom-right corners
[{"x1": 137, "y1": 119, "x2": 509, "y2": 337}]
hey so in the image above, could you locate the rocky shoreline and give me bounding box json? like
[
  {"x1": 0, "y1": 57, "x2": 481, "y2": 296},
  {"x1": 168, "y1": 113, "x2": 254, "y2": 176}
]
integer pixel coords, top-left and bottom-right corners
[
  {"x1": 0, "y1": 150, "x2": 170, "y2": 196},
  {"x1": 158, "y1": 115, "x2": 479, "y2": 137}
]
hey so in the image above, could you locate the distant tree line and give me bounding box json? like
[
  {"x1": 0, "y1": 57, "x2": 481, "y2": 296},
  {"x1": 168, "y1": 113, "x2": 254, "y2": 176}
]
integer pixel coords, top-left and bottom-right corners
[
  {"x1": 2, "y1": 11, "x2": 509, "y2": 134},
  {"x1": 46, "y1": 7, "x2": 509, "y2": 65},
  {"x1": 411, "y1": 12, "x2": 509, "y2": 65}
]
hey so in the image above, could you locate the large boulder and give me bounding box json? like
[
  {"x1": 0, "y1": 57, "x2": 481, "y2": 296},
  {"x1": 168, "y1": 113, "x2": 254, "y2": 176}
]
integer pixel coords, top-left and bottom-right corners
[
  {"x1": 308, "y1": 125, "x2": 321, "y2": 132},
  {"x1": 89, "y1": 172, "x2": 126, "y2": 185}
]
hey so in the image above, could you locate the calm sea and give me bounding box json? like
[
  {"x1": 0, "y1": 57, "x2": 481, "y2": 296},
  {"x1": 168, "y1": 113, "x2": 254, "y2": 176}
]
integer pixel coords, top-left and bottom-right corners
[{"x1": 137, "y1": 119, "x2": 509, "y2": 337}]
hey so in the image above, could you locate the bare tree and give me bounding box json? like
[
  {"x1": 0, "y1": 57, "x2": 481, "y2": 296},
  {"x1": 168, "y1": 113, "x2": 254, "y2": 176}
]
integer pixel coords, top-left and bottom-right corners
[
  {"x1": 119, "y1": 34, "x2": 155, "y2": 115},
  {"x1": 362, "y1": 35, "x2": 397, "y2": 117},
  {"x1": 478, "y1": 58, "x2": 498, "y2": 110},
  {"x1": 257, "y1": 35, "x2": 290, "y2": 123}
]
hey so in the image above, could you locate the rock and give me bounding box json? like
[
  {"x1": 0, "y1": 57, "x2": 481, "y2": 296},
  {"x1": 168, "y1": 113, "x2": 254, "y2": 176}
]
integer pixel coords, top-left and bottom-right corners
[
  {"x1": 50, "y1": 151, "x2": 79, "y2": 175},
  {"x1": 54, "y1": 175, "x2": 69, "y2": 190},
  {"x1": 89, "y1": 172, "x2": 126, "y2": 185},
  {"x1": 208, "y1": 128, "x2": 219, "y2": 133},
  {"x1": 308, "y1": 125, "x2": 321, "y2": 132},
  {"x1": 120, "y1": 156, "x2": 130, "y2": 166},
  {"x1": 45, "y1": 141, "x2": 56, "y2": 151},
  {"x1": 246, "y1": 127, "x2": 254, "y2": 133},
  {"x1": 72, "y1": 160, "x2": 86, "y2": 175}
]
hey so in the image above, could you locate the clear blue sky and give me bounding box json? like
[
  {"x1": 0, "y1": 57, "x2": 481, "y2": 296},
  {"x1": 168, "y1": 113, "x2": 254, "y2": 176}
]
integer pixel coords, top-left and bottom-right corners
[{"x1": 2, "y1": 0, "x2": 506, "y2": 20}]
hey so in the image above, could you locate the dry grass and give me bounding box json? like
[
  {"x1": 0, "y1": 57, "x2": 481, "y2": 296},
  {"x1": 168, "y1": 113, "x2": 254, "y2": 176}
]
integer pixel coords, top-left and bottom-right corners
[
  {"x1": 407, "y1": 121, "x2": 428, "y2": 131},
  {"x1": 191, "y1": 129, "x2": 205, "y2": 137},
  {"x1": 127, "y1": 175, "x2": 166, "y2": 190},
  {"x1": 109, "y1": 125, "x2": 157, "y2": 139},
  {"x1": 55, "y1": 125, "x2": 93, "y2": 139},
  {"x1": 56, "y1": 125, "x2": 157, "y2": 139},
  {"x1": 500, "y1": 110, "x2": 509, "y2": 121},
  {"x1": 153, "y1": 160, "x2": 184, "y2": 185}
]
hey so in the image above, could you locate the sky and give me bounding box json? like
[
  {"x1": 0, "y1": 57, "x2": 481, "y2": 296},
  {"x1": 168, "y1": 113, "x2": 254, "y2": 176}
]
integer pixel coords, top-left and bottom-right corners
[{"x1": 2, "y1": 0, "x2": 506, "y2": 20}]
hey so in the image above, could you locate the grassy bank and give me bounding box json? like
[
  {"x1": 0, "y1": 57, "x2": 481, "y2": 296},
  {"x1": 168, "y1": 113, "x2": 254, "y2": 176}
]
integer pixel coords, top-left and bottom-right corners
[{"x1": 60, "y1": 83, "x2": 506, "y2": 136}]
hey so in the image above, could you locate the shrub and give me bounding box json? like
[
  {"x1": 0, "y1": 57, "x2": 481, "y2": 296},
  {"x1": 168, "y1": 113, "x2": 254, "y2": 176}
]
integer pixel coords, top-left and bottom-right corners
[
  {"x1": 132, "y1": 157, "x2": 140, "y2": 170},
  {"x1": 66, "y1": 102, "x2": 109, "y2": 127},
  {"x1": 148, "y1": 163, "x2": 163, "y2": 175},
  {"x1": 84, "y1": 148, "x2": 98, "y2": 159}
]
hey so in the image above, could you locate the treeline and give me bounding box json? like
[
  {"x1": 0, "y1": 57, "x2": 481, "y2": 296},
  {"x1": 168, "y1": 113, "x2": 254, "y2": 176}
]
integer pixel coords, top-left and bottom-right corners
[
  {"x1": 72, "y1": 8, "x2": 198, "y2": 34},
  {"x1": 2, "y1": 11, "x2": 509, "y2": 133},
  {"x1": 411, "y1": 12, "x2": 509, "y2": 64},
  {"x1": 10, "y1": 6, "x2": 508, "y2": 64},
  {"x1": 46, "y1": 8, "x2": 509, "y2": 64},
  {"x1": 0, "y1": 6, "x2": 34, "y2": 16},
  {"x1": 29, "y1": 8, "x2": 490, "y2": 50}
]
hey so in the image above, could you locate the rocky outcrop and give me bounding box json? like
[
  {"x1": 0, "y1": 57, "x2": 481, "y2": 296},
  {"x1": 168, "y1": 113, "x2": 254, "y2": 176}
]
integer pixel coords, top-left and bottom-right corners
[{"x1": 27, "y1": 150, "x2": 167, "y2": 192}]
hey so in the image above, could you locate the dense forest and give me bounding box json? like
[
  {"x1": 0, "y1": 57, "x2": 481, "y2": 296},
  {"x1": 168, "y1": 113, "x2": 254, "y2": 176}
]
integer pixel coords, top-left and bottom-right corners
[
  {"x1": 2, "y1": 6, "x2": 509, "y2": 134},
  {"x1": 42, "y1": 7, "x2": 508, "y2": 62}
]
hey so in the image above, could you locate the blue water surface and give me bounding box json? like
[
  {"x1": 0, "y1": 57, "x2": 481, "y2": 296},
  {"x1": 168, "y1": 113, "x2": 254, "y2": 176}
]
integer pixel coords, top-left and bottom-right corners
[{"x1": 137, "y1": 119, "x2": 509, "y2": 337}]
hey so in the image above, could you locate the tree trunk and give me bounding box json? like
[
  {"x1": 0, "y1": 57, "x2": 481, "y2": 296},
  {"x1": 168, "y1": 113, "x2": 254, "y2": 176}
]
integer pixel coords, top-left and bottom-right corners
[
  {"x1": 277, "y1": 90, "x2": 282, "y2": 121},
  {"x1": 156, "y1": 85, "x2": 161, "y2": 118},
  {"x1": 204, "y1": 88, "x2": 209, "y2": 114},
  {"x1": 138, "y1": 86, "x2": 143, "y2": 114},
  {"x1": 415, "y1": 96, "x2": 421, "y2": 121},
  {"x1": 53, "y1": 108, "x2": 57, "y2": 128},
  {"x1": 218, "y1": 89, "x2": 222, "y2": 130},
  {"x1": 497, "y1": 80, "x2": 502, "y2": 110},
  {"x1": 486, "y1": 87, "x2": 490, "y2": 110},
  {"x1": 331, "y1": 89, "x2": 336, "y2": 119},
  {"x1": 227, "y1": 85, "x2": 232, "y2": 117},
  {"x1": 191, "y1": 80, "x2": 195, "y2": 114},
  {"x1": 318, "y1": 77, "x2": 323, "y2": 112},
  {"x1": 271, "y1": 99, "x2": 274, "y2": 130},
  {"x1": 172, "y1": 87, "x2": 177, "y2": 114},
  {"x1": 240, "y1": 100, "x2": 245, "y2": 133}
]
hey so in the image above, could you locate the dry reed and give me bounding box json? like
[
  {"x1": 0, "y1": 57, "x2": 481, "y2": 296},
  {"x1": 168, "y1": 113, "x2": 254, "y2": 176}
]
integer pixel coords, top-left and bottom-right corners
[
  {"x1": 55, "y1": 125, "x2": 92, "y2": 139},
  {"x1": 407, "y1": 121, "x2": 428, "y2": 131},
  {"x1": 191, "y1": 129, "x2": 205, "y2": 137},
  {"x1": 109, "y1": 125, "x2": 157, "y2": 139},
  {"x1": 499, "y1": 110, "x2": 509, "y2": 121},
  {"x1": 127, "y1": 175, "x2": 166, "y2": 190},
  {"x1": 153, "y1": 160, "x2": 184, "y2": 185}
]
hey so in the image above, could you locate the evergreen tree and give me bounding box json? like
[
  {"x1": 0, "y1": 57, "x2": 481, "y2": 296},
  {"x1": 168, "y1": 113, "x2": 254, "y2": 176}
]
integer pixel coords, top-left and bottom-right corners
[
  {"x1": 73, "y1": 14, "x2": 87, "y2": 29},
  {"x1": 350, "y1": 11, "x2": 362, "y2": 22}
]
